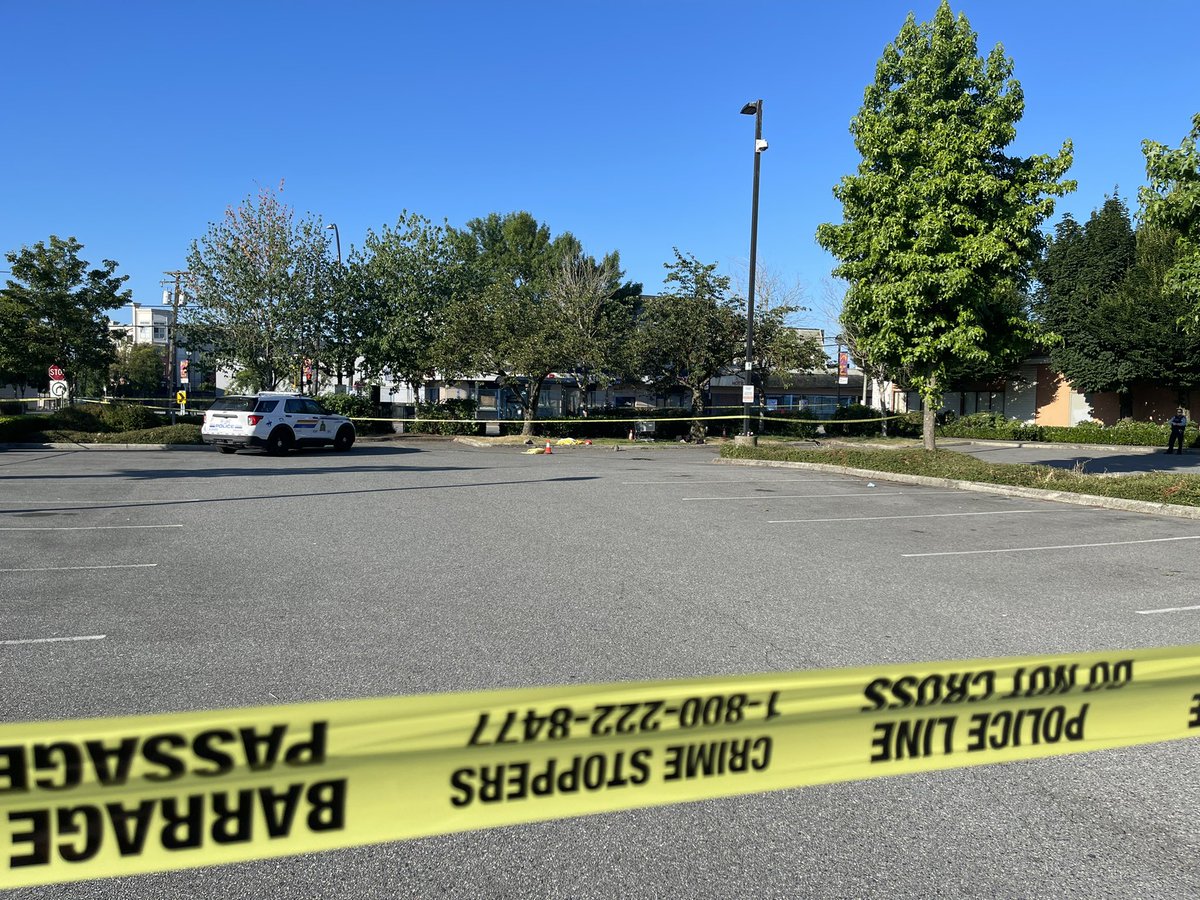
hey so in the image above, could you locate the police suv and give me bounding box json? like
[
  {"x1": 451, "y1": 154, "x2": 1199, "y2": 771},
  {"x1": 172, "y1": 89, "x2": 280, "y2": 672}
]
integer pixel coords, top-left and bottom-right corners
[{"x1": 201, "y1": 393, "x2": 356, "y2": 455}]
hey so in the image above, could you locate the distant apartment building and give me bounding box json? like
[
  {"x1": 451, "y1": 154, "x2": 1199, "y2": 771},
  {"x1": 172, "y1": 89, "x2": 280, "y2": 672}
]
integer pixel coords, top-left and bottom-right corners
[
  {"x1": 108, "y1": 302, "x2": 172, "y2": 347},
  {"x1": 108, "y1": 301, "x2": 205, "y2": 393}
]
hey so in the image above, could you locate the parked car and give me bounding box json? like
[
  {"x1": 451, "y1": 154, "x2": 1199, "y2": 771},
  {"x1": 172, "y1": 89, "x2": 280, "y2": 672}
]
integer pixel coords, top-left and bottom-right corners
[{"x1": 201, "y1": 393, "x2": 356, "y2": 455}]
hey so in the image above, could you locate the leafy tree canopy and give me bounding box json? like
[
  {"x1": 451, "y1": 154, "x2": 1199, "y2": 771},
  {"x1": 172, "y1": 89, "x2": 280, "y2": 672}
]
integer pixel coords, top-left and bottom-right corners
[
  {"x1": 816, "y1": 0, "x2": 1073, "y2": 447},
  {"x1": 110, "y1": 341, "x2": 165, "y2": 396},
  {"x1": 183, "y1": 184, "x2": 335, "y2": 392},
  {"x1": 440, "y1": 211, "x2": 632, "y2": 434},
  {"x1": 355, "y1": 212, "x2": 459, "y2": 394},
  {"x1": 633, "y1": 250, "x2": 742, "y2": 439},
  {"x1": 1141, "y1": 112, "x2": 1200, "y2": 328},
  {"x1": 1, "y1": 235, "x2": 130, "y2": 392}
]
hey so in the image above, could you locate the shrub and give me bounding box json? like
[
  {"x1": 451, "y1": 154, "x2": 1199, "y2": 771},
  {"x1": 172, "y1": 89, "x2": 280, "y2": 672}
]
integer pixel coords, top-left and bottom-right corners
[
  {"x1": 828, "y1": 403, "x2": 885, "y2": 437},
  {"x1": 0, "y1": 415, "x2": 48, "y2": 441},
  {"x1": 888, "y1": 410, "x2": 924, "y2": 437},
  {"x1": 49, "y1": 406, "x2": 106, "y2": 432},
  {"x1": 0, "y1": 401, "x2": 23, "y2": 416},
  {"x1": 758, "y1": 410, "x2": 822, "y2": 439},
  {"x1": 89, "y1": 424, "x2": 203, "y2": 444},
  {"x1": 409, "y1": 399, "x2": 480, "y2": 435},
  {"x1": 99, "y1": 403, "x2": 163, "y2": 432},
  {"x1": 1039, "y1": 418, "x2": 1181, "y2": 447},
  {"x1": 519, "y1": 407, "x2": 701, "y2": 440},
  {"x1": 939, "y1": 414, "x2": 1042, "y2": 441},
  {"x1": 318, "y1": 392, "x2": 376, "y2": 419}
]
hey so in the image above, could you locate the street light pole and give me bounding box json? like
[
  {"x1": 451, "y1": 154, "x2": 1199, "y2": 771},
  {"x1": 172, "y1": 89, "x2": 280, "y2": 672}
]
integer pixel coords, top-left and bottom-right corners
[
  {"x1": 327, "y1": 222, "x2": 341, "y2": 267},
  {"x1": 740, "y1": 100, "x2": 766, "y2": 438},
  {"x1": 322, "y1": 223, "x2": 342, "y2": 397}
]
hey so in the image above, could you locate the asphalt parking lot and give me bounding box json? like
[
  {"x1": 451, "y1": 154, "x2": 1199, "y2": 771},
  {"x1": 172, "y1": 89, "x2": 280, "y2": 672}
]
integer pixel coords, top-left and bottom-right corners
[{"x1": 2, "y1": 440, "x2": 1199, "y2": 898}]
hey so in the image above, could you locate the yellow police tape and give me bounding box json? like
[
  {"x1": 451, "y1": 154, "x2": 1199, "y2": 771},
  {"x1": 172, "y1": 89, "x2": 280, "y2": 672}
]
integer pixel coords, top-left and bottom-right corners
[
  {"x1": 61, "y1": 398, "x2": 906, "y2": 426},
  {"x1": 3, "y1": 644, "x2": 1199, "y2": 887}
]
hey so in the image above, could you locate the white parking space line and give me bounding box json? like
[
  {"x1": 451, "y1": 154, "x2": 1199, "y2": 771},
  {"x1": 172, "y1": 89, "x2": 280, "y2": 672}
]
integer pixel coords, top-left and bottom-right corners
[
  {"x1": 1136, "y1": 604, "x2": 1200, "y2": 615},
  {"x1": 0, "y1": 563, "x2": 159, "y2": 573},
  {"x1": 904, "y1": 535, "x2": 1200, "y2": 558},
  {"x1": 623, "y1": 479, "x2": 852, "y2": 485},
  {"x1": 684, "y1": 491, "x2": 906, "y2": 501},
  {"x1": 1, "y1": 634, "x2": 106, "y2": 646},
  {"x1": 0, "y1": 524, "x2": 183, "y2": 532},
  {"x1": 769, "y1": 509, "x2": 1098, "y2": 524},
  {"x1": 682, "y1": 490, "x2": 964, "y2": 502}
]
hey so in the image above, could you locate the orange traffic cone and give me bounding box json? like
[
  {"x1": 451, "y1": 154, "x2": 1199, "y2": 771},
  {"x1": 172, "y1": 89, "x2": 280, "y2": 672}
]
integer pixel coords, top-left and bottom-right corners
[{"x1": 544, "y1": 441, "x2": 553, "y2": 454}]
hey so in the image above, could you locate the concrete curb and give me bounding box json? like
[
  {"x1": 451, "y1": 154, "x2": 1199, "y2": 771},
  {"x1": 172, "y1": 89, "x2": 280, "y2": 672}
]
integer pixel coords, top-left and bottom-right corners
[
  {"x1": 941, "y1": 438, "x2": 1161, "y2": 454},
  {"x1": 713, "y1": 456, "x2": 1200, "y2": 520},
  {"x1": 819, "y1": 438, "x2": 1161, "y2": 454},
  {"x1": 0, "y1": 442, "x2": 208, "y2": 451}
]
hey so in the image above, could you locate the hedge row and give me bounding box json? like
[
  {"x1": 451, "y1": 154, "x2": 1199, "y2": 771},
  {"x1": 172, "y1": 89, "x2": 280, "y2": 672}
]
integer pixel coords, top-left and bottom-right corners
[
  {"x1": 937, "y1": 412, "x2": 1198, "y2": 447},
  {"x1": 0, "y1": 423, "x2": 202, "y2": 445}
]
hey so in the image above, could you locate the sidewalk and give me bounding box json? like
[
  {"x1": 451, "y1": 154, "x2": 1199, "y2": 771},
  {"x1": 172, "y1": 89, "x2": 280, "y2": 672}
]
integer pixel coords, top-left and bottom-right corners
[{"x1": 816, "y1": 437, "x2": 1193, "y2": 477}]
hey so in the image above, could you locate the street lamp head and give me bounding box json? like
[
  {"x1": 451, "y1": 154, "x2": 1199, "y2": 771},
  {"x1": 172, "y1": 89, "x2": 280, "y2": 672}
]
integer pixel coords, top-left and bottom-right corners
[
  {"x1": 326, "y1": 224, "x2": 336, "y2": 231},
  {"x1": 741, "y1": 101, "x2": 759, "y2": 116}
]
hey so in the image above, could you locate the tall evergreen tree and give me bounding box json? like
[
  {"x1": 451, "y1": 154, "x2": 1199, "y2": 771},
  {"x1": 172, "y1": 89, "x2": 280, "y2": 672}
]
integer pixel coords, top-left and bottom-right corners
[
  {"x1": 816, "y1": 1, "x2": 1073, "y2": 449},
  {"x1": 1035, "y1": 198, "x2": 1199, "y2": 409}
]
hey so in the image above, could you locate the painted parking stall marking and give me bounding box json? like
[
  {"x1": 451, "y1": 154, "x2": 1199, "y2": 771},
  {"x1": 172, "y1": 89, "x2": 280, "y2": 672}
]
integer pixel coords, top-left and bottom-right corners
[
  {"x1": 0, "y1": 563, "x2": 159, "y2": 573},
  {"x1": 770, "y1": 508, "x2": 1099, "y2": 524},
  {"x1": 0, "y1": 635, "x2": 106, "y2": 646},
  {"x1": 903, "y1": 535, "x2": 1200, "y2": 558},
  {"x1": 1136, "y1": 604, "x2": 1200, "y2": 615},
  {"x1": 0, "y1": 525, "x2": 183, "y2": 532}
]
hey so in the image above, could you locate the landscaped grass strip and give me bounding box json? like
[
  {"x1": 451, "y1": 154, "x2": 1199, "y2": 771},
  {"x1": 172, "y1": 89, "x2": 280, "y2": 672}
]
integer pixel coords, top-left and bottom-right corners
[{"x1": 720, "y1": 445, "x2": 1200, "y2": 508}]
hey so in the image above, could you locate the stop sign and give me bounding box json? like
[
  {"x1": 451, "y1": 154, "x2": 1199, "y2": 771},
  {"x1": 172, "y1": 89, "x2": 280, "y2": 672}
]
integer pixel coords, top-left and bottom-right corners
[{"x1": 48, "y1": 365, "x2": 65, "y2": 381}]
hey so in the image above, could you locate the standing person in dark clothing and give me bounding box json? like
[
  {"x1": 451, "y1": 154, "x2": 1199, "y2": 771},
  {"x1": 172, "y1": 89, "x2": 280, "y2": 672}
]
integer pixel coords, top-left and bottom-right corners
[{"x1": 1167, "y1": 408, "x2": 1188, "y2": 454}]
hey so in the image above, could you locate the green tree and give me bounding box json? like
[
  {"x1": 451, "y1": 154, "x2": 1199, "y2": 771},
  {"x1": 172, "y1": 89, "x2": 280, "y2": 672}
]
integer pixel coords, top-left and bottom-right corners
[
  {"x1": 440, "y1": 211, "x2": 627, "y2": 435},
  {"x1": 1035, "y1": 198, "x2": 1199, "y2": 409},
  {"x1": 546, "y1": 250, "x2": 640, "y2": 391},
  {"x1": 633, "y1": 250, "x2": 742, "y2": 441},
  {"x1": 1, "y1": 235, "x2": 130, "y2": 393},
  {"x1": 110, "y1": 341, "x2": 165, "y2": 396},
  {"x1": 1141, "y1": 113, "x2": 1200, "y2": 328},
  {"x1": 183, "y1": 184, "x2": 335, "y2": 393},
  {"x1": 355, "y1": 212, "x2": 459, "y2": 402},
  {"x1": 816, "y1": 1, "x2": 1073, "y2": 449}
]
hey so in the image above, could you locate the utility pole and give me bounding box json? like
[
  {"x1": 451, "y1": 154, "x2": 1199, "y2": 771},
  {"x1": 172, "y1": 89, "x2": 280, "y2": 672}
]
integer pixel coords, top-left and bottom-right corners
[{"x1": 162, "y1": 270, "x2": 189, "y2": 423}]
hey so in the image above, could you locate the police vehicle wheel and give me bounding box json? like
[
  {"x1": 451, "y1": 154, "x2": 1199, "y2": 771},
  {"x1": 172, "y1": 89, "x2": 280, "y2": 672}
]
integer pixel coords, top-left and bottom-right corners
[
  {"x1": 266, "y1": 428, "x2": 293, "y2": 455},
  {"x1": 333, "y1": 426, "x2": 355, "y2": 452}
]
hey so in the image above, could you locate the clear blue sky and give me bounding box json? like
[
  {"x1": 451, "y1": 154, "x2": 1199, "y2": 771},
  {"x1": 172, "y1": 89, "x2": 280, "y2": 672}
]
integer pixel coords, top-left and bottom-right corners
[{"x1": 3, "y1": 1, "x2": 1197, "y2": 334}]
